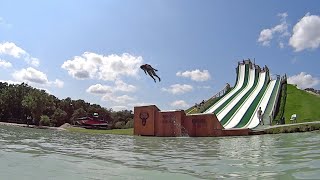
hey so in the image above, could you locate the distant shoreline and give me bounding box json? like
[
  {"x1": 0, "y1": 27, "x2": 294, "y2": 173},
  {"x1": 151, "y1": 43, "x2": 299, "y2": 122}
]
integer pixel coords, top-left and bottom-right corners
[
  {"x1": 1, "y1": 121, "x2": 319, "y2": 136},
  {"x1": 0, "y1": 122, "x2": 66, "y2": 131}
]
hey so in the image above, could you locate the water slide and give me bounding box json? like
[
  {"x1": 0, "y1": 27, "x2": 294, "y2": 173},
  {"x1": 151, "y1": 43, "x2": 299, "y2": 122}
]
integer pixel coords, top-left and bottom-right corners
[
  {"x1": 217, "y1": 65, "x2": 256, "y2": 125},
  {"x1": 199, "y1": 60, "x2": 283, "y2": 130},
  {"x1": 246, "y1": 77, "x2": 281, "y2": 129},
  {"x1": 260, "y1": 77, "x2": 281, "y2": 125},
  {"x1": 223, "y1": 71, "x2": 267, "y2": 129},
  {"x1": 204, "y1": 64, "x2": 246, "y2": 114}
]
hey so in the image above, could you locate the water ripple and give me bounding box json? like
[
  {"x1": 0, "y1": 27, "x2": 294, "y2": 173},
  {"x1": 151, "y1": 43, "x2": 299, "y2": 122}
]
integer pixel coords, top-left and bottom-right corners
[{"x1": 1, "y1": 125, "x2": 320, "y2": 179}]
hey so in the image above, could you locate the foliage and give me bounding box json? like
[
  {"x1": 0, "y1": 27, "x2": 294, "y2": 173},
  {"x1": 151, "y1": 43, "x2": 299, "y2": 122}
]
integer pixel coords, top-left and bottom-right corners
[
  {"x1": 0, "y1": 82, "x2": 132, "y2": 128},
  {"x1": 39, "y1": 115, "x2": 50, "y2": 126},
  {"x1": 114, "y1": 121, "x2": 126, "y2": 129},
  {"x1": 71, "y1": 108, "x2": 87, "y2": 123},
  {"x1": 51, "y1": 108, "x2": 68, "y2": 126},
  {"x1": 22, "y1": 89, "x2": 55, "y2": 125},
  {"x1": 111, "y1": 110, "x2": 133, "y2": 123},
  {"x1": 125, "y1": 119, "x2": 134, "y2": 128},
  {"x1": 0, "y1": 83, "x2": 32, "y2": 121}
]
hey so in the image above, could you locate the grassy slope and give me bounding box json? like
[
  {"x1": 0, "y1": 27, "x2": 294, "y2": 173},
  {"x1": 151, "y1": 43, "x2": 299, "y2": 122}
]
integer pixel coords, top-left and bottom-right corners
[
  {"x1": 67, "y1": 127, "x2": 133, "y2": 135},
  {"x1": 284, "y1": 84, "x2": 320, "y2": 123}
]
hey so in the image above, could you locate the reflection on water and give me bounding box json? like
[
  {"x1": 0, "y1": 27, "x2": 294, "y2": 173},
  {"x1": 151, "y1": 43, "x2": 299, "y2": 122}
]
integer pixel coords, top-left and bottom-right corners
[{"x1": 1, "y1": 125, "x2": 320, "y2": 180}]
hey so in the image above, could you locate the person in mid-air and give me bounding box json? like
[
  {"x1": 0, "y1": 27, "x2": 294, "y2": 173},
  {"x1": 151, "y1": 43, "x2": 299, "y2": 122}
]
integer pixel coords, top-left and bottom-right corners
[{"x1": 140, "y1": 64, "x2": 161, "y2": 83}]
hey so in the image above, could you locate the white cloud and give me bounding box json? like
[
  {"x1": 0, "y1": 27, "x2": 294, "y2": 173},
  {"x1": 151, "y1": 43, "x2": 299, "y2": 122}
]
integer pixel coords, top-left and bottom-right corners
[
  {"x1": 114, "y1": 79, "x2": 137, "y2": 92},
  {"x1": 11, "y1": 67, "x2": 62, "y2": 89},
  {"x1": 86, "y1": 84, "x2": 113, "y2": 94},
  {"x1": 102, "y1": 94, "x2": 135, "y2": 104},
  {"x1": 27, "y1": 57, "x2": 40, "y2": 67},
  {"x1": 87, "y1": 79, "x2": 136, "y2": 96},
  {"x1": 288, "y1": 72, "x2": 319, "y2": 89},
  {"x1": 61, "y1": 52, "x2": 143, "y2": 81},
  {"x1": 258, "y1": 12, "x2": 289, "y2": 46},
  {"x1": 0, "y1": 42, "x2": 39, "y2": 66},
  {"x1": 13, "y1": 67, "x2": 49, "y2": 84},
  {"x1": 289, "y1": 13, "x2": 320, "y2": 52},
  {"x1": 0, "y1": 59, "x2": 12, "y2": 68},
  {"x1": 279, "y1": 42, "x2": 285, "y2": 49},
  {"x1": 0, "y1": 42, "x2": 26, "y2": 58},
  {"x1": 176, "y1": 69, "x2": 211, "y2": 81},
  {"x1": 162, "y1": 84, "x2": 193, "y2": 94},
  {"x1": 170, "y1": 100, "x2": 189, "y2": 108},
  {"x1": 52, "y1": 79, "x2": 64, "y2": 88},
  {"x1": 258, "y1": 29, "x2": 273, "y2": 46}
]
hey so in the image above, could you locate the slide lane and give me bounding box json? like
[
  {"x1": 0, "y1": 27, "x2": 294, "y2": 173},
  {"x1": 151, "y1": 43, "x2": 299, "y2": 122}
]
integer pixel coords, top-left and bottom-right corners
[
  {"x1": 217, "y1": 66, "x2": 256, "y2": 125},
  {"x1": 213, "y1": 64, "x2": 249, "y2": 115},
  {"x1": 205, "y1": 64, "x2": 246, "y2": 113},
  {"x1": 224, "y1": 71, "x2": 267, "y2": 129},
  {"x1": 261, "y1": 77, "x2": 281, "y2": 125},
  {"x1": 243, "y1": 78, "x2": 278, "y2": 129}
]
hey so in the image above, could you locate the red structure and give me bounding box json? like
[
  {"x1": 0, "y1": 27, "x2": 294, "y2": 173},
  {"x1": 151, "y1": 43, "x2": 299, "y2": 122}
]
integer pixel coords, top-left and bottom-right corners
[
  {"x1": 75, "y1": 113, "x2": 111, "y2": 129},
  {"x1": 134, "y1": 105, "x2": 251, "y2": 137}
]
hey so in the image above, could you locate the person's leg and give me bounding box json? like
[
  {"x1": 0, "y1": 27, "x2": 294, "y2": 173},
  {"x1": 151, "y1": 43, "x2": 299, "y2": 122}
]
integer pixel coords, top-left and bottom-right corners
[
  {"x1": 147, "y1": 71, "x2": 156, "y2": 82},
  {"x1": 154, "y1": 74, "x2": 161, "y2": 81},
  {"x1": 259, "y1": 116, "x2": 262, "y2": 125},
  {"x1": 151, "y1": 70, "x2": 161, "y2": 82}
]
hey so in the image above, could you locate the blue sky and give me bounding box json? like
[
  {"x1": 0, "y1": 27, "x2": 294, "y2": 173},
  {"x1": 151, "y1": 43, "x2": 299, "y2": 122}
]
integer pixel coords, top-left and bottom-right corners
[{"x1": 1, "y1": 0, "x2": 320, "y2": 111}]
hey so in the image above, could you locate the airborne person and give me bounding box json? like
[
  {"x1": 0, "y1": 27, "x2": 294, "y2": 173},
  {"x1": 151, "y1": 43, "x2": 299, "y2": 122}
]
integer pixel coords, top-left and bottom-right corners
[{"x1": 140, "y1": 64, "x2": 161, "y2": 83}]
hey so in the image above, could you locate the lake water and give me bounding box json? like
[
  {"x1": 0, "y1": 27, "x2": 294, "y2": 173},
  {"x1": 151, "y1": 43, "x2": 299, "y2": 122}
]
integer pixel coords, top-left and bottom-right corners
[{"x1": 1, "y1": 125, "x2": 320, "y2": 180}]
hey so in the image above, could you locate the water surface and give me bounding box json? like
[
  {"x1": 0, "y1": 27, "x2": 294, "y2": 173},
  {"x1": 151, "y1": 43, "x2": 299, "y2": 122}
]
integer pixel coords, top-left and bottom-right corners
[{"x1": 1, "y1": 125, "x2": 320, "y2": 179}]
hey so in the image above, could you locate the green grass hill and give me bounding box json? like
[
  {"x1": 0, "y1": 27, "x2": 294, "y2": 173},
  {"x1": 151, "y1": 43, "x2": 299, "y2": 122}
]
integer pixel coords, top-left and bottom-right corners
[{"x1": 284, "y1": 84, "x2": 320, "y2": 123}]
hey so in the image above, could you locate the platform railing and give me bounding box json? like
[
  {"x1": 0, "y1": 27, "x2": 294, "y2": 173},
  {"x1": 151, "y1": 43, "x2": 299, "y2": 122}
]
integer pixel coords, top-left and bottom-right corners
[{"x1": 186, "y1": 83, "x2": 231, "y2": 114}]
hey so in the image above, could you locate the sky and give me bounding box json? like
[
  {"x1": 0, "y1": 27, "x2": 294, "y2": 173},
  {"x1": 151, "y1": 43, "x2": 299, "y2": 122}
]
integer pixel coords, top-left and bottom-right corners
[{"x1": 1, "y1": 0, "x2": 320, "y2": 111}]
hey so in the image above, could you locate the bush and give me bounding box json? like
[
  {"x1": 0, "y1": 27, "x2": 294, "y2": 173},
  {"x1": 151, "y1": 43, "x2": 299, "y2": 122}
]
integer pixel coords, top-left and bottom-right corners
[
  {"x1": 125, "y1": 119, "x2": 134, "y2": 128},
  {"x1": 39, "y1": 115, "x2": 50, "y2": 126},
  {"x1": 114, "y1": 121, "x2": 126, "y2": 129}
]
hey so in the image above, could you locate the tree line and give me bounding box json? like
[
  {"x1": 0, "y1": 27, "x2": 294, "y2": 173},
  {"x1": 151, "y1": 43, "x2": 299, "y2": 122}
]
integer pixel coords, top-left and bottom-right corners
[{"x1": 0, "y1": 82, "x2": 133, "y2": 128}]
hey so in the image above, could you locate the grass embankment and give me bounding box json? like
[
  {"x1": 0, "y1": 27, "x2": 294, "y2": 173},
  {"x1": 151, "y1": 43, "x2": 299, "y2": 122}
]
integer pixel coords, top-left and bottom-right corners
[
  {"x1": 284, "y1": 84, "x2": 320, "y2": 123},
  {"x1": 264, "y1": 122, "x2": 320, "y2": 134},
  {"x1": 67, "y1": 127, "x2": 133, "y2": 135}
]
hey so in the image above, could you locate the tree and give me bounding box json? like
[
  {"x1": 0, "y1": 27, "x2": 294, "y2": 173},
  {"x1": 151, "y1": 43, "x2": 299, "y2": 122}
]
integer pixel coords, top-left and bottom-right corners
[
  {"x1": 71, "y1": 108, "x2": 87, "y2": 124},
  {"x1": 58, "y1": 97, "x2": 74, "y2": 123},
  {"x1": 22, "y1": 89, "x2": 55, "y2": 125},
  {"x1": 125, "y1": 119, "x2": 134, "y2": 129},
  {"x1": 51, "y1": 108, "x2": 68, "y2": 126},
  {"x1": 39, "y1": 115, "x2": 50, "y2": 126}
]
